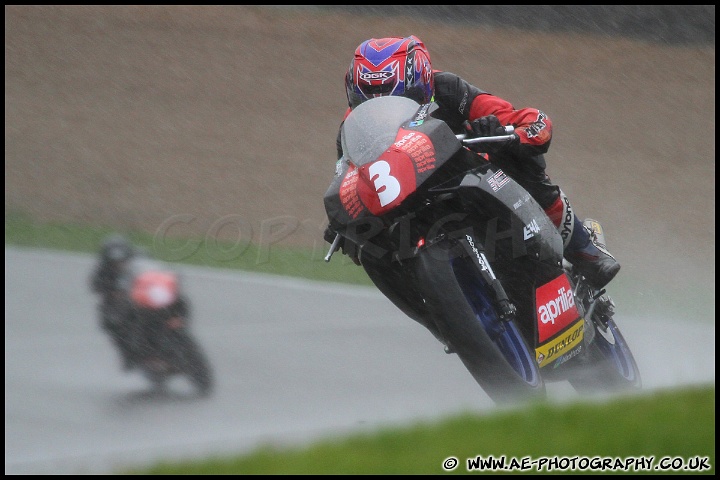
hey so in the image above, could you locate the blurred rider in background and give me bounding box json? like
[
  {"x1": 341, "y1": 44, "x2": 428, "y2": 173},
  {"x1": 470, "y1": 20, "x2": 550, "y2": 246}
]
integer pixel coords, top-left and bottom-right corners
[
  {"x1": 330, "y1": 35, "x2": 620, "y2": 290},
  {"x1": 90, "y1": 234, "x2": 138, "y2": 370}
]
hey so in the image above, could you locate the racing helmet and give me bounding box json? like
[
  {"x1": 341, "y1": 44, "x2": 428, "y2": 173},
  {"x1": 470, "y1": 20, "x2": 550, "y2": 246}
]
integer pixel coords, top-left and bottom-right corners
[
  {"x1": 345, "y1": 35, "x2": 434, "y2": 109},
  {"x1": 100, "y1": 234, "x2": 134, "y2": 264}
]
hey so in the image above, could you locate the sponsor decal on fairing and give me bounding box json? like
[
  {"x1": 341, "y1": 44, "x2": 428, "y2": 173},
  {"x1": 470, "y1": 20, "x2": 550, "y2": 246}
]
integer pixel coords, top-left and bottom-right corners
[
  {"x1": 523, "y1": 219, "x2": 540, "y2": 240},
  {"x1": 535, "y1": 318, "x2": 584, "y2": 367},
  {"x1": 536, "y1": 273, "x2": 580, "y2": 342},
  {"x1": 487, "y1": 169, "x2": 510, "y2": 192},
  {"x1": 465, "y1": 234, "x2": 494, "y2": 278},
  {"x1": 552, "y1": 343, "x2": 582, "y2": 369},
  {"x1": 408, "y1": 103, "x2": 432, "y2": 127}
]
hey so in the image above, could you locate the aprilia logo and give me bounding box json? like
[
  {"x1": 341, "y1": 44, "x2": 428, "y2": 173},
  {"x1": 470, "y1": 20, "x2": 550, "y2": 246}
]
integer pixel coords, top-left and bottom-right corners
[
  {"x1": 535, "y1": 274, "x2": 580, "y2": 343},
  {"x1": 394, "y1": 131, "x2": 418, "y2": 149},
  {"x1": 538, "y1": 286, "x2": 575, "y2": 325}
]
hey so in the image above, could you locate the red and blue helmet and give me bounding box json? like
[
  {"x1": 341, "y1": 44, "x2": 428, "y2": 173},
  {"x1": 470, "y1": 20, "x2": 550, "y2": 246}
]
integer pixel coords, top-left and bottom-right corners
[{"x1": 345, "y1": 35, "x2": 434, "y2": 109}]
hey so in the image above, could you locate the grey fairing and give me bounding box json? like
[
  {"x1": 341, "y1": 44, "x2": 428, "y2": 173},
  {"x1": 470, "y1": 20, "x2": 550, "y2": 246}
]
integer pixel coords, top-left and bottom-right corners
[{"x1": 457, "y1": 168, "x2": 564, "y2": 266}]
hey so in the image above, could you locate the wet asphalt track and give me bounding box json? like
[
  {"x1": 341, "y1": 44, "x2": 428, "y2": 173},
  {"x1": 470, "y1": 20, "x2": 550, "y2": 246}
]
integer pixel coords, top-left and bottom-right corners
[{"x1": 4, "y1": 247, "x2": 715, "y2": 474}]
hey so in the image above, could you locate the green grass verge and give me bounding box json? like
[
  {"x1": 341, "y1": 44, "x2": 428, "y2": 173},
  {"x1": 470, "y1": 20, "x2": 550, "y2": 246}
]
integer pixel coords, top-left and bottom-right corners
[
  {"x1": 4, "y1": 212, "x2": 373, "y2": 286},
  {"x1": 124, "y1": 385, "x2": 714, "y2": 475},
  {"x1": 6, "y1": 213, "x2": 715, "y2": 474}
]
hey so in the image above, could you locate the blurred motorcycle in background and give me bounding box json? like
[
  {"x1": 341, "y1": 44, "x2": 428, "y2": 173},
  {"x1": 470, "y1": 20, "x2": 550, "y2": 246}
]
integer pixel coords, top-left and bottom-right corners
[
  {"x1": 125, "y1": 257, "x2": 213, "y2": 396},
  {"x1": 91, "y1": 237, "x2": 213, "y2": 397}
]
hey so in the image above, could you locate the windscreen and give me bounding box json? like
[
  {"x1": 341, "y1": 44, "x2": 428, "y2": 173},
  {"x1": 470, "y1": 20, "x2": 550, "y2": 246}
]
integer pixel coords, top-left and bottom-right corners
[{"x1": 340, "y1": 96, "x2": 420, "y2": 167}]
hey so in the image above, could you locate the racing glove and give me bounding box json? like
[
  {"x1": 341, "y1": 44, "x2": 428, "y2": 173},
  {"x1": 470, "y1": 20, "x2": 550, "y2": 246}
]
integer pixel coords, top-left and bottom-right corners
[
  {"x1": 468, "y1": 115, "x2": 506, "y2": 138},
  {"x1": 465, "y1": 115, "x2": 519, "y2": 155}
]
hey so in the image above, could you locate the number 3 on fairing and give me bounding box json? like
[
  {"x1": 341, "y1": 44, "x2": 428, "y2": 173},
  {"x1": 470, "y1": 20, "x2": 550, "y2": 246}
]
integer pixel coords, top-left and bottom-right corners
[{"x1": 369, "y1": 160, "x2": 401, "y2": 207}]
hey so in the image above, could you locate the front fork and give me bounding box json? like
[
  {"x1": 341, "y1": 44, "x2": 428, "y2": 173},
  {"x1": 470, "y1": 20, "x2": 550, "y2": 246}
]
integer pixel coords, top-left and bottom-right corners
[{"x1": 458, "y1": 232, "x2": 517, "y2": 322}]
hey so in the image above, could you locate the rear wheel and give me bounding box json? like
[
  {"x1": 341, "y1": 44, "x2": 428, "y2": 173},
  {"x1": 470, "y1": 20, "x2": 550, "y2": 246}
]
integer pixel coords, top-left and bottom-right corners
[{"x1": 569, "y1": 306, "x2": 642, "y2": 394}]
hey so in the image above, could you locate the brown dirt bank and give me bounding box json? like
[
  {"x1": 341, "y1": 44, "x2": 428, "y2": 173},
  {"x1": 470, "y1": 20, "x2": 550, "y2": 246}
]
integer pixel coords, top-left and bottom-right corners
[{"x1": 5, "y1": 6, "x2": 715, "y2": 307}]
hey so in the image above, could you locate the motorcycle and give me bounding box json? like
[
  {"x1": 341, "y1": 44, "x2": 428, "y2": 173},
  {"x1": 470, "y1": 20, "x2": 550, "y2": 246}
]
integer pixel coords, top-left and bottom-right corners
[
  {"x1": 323, "y1": 96, "x2": 641, "y2": 404},
  {"x1": 124, "y1": 257, "x2": 214, "y2": 396}
]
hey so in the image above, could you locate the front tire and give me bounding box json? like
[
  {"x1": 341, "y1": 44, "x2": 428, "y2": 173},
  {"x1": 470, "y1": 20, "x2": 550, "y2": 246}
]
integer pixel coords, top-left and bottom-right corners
[
  {"x1": 415, "y1": 241, "x2": 545, "y2": 405},
  {"x1": 172, "y1": 331, "x2": 214, "y2": 396}
]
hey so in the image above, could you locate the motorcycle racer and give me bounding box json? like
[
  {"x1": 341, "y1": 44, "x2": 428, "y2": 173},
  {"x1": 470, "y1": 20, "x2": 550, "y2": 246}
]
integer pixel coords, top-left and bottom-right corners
[
  {"x1": 90, "y1": 234, "x2": 138, "y2": 370},
  {"x1": 90, "y1": 235, "x2": 193, "y2": 373},
  {"x1": 330, "y1": 35, "x2": 620, "y2": 290}
]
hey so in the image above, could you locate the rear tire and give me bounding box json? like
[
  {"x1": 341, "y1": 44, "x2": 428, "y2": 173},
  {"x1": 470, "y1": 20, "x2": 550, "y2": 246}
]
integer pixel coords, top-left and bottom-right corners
[{"x1": 569, "y1": 316, "x2": 642, "y2": 395}]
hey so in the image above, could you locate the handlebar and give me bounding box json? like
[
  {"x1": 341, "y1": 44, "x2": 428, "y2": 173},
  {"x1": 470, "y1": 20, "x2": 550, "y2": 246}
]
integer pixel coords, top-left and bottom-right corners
[{"x1": 456, "y1": 125, "x2": 516, "y2": 144}]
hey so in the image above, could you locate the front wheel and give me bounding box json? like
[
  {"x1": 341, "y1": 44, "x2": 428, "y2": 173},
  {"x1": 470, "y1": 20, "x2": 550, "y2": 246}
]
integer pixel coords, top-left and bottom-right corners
[
  {"x1": 415, "y1": 241, "x2": 545, "y2": 405},
  {"x1": 171, "y1": 331, "x2": 214, "y2": 396}
]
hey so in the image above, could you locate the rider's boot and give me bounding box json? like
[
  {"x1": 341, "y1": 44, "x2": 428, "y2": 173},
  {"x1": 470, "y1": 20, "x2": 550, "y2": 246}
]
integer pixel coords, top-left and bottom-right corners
[{"x1": 544, "y1": 192, "x2": 620, "y2": 290}]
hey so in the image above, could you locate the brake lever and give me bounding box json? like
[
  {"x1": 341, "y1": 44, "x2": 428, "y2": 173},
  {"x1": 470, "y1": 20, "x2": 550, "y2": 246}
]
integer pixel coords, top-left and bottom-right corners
[{"x1": 324, "y1": 233, "x2": 341, "y2": 262}]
